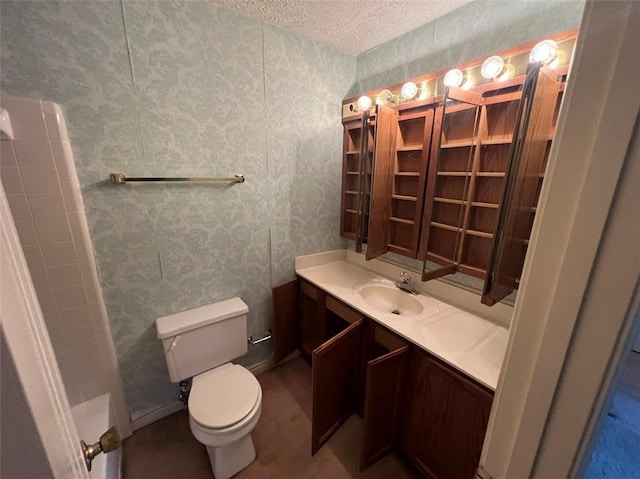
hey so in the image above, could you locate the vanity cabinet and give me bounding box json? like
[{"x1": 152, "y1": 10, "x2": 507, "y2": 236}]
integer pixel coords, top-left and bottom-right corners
[
  {"x1": 272, "y1": 279, "x2": 412, "y2": 468},
  {"x1": 401, "y1": 348, "x2": 493, "y2": 479}
]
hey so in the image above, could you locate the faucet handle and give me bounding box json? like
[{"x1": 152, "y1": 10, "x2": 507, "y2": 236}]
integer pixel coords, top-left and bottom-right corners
[{"x1": 400, "y1": 271, "x2": 412, "y2": 283}]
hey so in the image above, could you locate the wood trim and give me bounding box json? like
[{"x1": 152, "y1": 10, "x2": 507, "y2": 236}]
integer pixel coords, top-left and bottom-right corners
[
  {"x1": 272, "y1": 279, "x2": 299, "y2": 362},
  {"x1": 326, "y1": 295, "x2": 362, "y2": 325},
  {"x1": 447, "y1": 86, "x2": 483, "y2": 105}
]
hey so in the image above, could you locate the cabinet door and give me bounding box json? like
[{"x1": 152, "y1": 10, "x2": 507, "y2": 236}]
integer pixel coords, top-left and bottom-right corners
[
  {"x1": 360, "y1": 345, "x2": 409, "y2": 471},
  {"x1": 272, "y1": 279, "x2": 299, "y2": 362},
  {"x1": 402, "y1": 350, "x2": 493, "y2": 479},
  {"x1": 482, "y1": 63, "x2": 561, "y2": 305},
  {"x1": 420, "y1": 87, "x2": 483, "y2": 282},
  {"x1": 311, "y1": 318, "x2": 364, "y2": 454},
  {"x1": 366, "y1": 105, "x2": 399, "y2": 260}
]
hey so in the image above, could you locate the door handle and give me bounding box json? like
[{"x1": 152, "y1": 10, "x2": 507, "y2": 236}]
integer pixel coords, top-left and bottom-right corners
[{"x1": 80, "y1": 426, "x2": 121, "y2": 472}]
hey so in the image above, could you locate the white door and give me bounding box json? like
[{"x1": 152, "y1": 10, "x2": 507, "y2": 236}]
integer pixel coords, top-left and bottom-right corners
[{"x1": 0, "y1": 182, "x2": 90, "y2": 478}]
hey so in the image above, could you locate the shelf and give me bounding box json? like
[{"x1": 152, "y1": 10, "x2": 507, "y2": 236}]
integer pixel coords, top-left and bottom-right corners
[
  {"x1": 395, "y1": 172, "x2": 420, "y2": 177},
  {"x1": 437, "y1": 172, "x2": 471, "y2": 177},
  {"x1": 388, "y1": 244, "x2": 413, "y2": 255},
  {"x1": 434, "y1": 197, "x2": 466, "y2": 206},
  {"x1": 476, "y1": 172, "x2": 505, "y2": 178},
  {"x1": 345, "y1": 209, "x2": 358, "y2": 214},
  {"x1": 392, "y1": 195, "x2": 417, "y2": 202},
  {"x1": 431, "y1": 222, "x2": 461, "y2": 233},
  {"x1": 466, "y1": 229, "x2": 494, "y2": 239},
  {"x1": 471, "y1": 201, "x2": 499, "y2": 209},
  {"x1": 458, "y1": 264, "x2": 487, "y2": 278},
  {"x1": 481, "y1": 138, "x2": 513, "y2": 145},
  {"x1": 426, "y1": 252, "x2": 456, "y2": 265},
  {"x1": 398, "y1": 145, "x2": 423, "y2": 152},
  {"x1": 441, "y1": 141, "x2": 475, "y2": 149},
  {"x1": 391, "y1": 217, "x2": 414, "y2": 225},
  {"x1": 346, "y1": 150, "x2": 359, "y2": 155}
]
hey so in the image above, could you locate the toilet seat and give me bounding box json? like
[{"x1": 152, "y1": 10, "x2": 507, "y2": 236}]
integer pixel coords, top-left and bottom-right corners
[{"x1": 189, "y1": 363, "x2": 261, "y2": 430}]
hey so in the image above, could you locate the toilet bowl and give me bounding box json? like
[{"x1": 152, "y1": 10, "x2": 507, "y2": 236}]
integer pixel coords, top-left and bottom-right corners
[
  {"x1": 155, "y1": 297, "x2": 261, "y2": 479},
  {"x1": 188, "y1": 363, "x2": 262, "y2": 479}
]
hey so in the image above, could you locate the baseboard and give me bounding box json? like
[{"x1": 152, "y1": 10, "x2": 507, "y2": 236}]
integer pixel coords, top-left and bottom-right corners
[
  {"x1": 131, "y1": 352, "x2": 301, "y2": 432},
  {"x1": 248, "y1": 350, "x2": 301, "y2": 376},
  {"x1": 132, "y1": 400, "x2": 183, "y2": 431}
]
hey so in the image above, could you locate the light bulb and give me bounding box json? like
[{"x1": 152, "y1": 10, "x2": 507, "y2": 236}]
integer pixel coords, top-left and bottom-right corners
[
  {"x1": 401, "y1": 81, "x2": 418, "y2": 100},
  {"x1": 530, "y1": 39, "x2": 558, "y2": 64},
  {"x1": 481, "y1": 56, "x2": 505, "y2": 79},
  {"x1": 417, "y1": 82, "x2": 430, "y2": 100},
  {"x1": 444, "y1": 69, "x2": 464, "y2": 87},
  {"x1": 357, "y1": 95, "x2": 372, "y2": 111}
]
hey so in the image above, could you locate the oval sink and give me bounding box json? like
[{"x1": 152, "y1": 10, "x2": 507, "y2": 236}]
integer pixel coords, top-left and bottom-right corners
[{"x1": 358, "y1": 284, "x2": 424, "y2": 317}]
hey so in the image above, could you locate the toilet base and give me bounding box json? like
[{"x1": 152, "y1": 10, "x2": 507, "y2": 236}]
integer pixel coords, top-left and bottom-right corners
[{"x1": 206, "y1": 434, "x2": 256, "y2": 479}]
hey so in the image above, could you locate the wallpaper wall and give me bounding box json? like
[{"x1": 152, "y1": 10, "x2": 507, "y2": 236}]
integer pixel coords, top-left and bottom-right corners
[{"x1": 1, "y1": 0, "x2": 354, "y2": 420}]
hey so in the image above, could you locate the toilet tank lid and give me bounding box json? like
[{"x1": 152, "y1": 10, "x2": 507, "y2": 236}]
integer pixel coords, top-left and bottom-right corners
[{"x1": 156, "y1": 297, "x2": 249, "y2": 339}]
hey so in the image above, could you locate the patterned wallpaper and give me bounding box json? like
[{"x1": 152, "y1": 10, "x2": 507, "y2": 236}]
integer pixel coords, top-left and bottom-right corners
[
  {"x1": 1, "y1": 0, "x2": 584, "y2": 421},
  {"x1": 1, "y1": 0, "x2": 354, "y2": 419},
  {"x1": 352, "y1": 0, "x2": 585, "y2": 95}
]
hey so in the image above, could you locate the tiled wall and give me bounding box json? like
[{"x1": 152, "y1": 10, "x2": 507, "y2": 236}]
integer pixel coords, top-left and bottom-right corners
[
  {"x1": 0, "y1": 1, "x2": 355, "y2": 420},
  {"x1": 0, "y1": 95, "x2": 129, "y2": 432}
]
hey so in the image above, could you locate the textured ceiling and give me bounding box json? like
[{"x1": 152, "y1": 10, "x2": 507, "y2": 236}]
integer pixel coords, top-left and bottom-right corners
[{"x1": 212, "y1": 0, "x2": 474, "y2": 56}]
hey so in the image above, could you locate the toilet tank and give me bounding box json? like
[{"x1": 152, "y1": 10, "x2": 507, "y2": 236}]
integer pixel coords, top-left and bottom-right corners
[{"x1": 155, "y1": 297, "x2": 249, "y2": 382}]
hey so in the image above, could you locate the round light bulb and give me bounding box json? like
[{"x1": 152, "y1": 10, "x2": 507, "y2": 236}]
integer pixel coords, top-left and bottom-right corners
[
  {"x1": 530, "y1": 39, "x2": 558, "y2": 64},
  {"x1": 444, "y1": 69, "x2": 464, "y2": 87},
  {"x1": 481, "y1": 55, "x2": 505, "y2": 79},
  {"x1": 357, "y1": 95, "x2": 372, "y2": 111},
  {"x1": 401, "y1": 81, "x2": 418, "y2": 100}
]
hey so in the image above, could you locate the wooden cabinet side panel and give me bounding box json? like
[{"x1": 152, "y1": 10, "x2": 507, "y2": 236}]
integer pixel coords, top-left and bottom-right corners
[
  {"x1": 311, "y1": 319, "x2": 364, "y2": 454},
  {"x1": 402, "y1": 351, "x2": 493, "y2": 479},
  {"x1": 272, "y1": 279, "x2": 299, "y2": 363}
]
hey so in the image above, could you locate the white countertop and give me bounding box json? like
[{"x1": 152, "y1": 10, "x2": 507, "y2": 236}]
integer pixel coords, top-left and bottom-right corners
[{"x1": 296, "y1": 258, "x2": 509, "y2": 391}]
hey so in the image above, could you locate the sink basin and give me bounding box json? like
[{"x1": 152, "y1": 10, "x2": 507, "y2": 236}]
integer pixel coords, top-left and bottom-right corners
[{"x1": 357, "y1": 284, "x2": 424, "y2": 317}]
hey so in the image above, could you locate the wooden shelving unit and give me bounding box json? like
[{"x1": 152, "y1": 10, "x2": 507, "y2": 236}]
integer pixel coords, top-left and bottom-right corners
[
  {"x1": 340, "y1": 118, "x2": 374, "y2": 241},
  {"x1": 388, "y1": 108, "x2": 433, "y2": 257}
]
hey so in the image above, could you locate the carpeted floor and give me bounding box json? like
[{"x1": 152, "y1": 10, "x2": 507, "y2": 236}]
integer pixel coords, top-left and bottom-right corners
[{"x1": 584, "y1": 352, "x2": 640, "y2": 479}]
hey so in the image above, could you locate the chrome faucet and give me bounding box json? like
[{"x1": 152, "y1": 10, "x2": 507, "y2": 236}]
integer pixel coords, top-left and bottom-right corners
[{"x1": 395, "y1": 272, "x2": 420, "y2": 295}]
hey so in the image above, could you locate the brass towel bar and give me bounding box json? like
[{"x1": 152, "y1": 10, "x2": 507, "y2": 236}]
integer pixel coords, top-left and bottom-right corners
[{"x1": 110, "y1": 173, "x2": 245, "y2": 184}]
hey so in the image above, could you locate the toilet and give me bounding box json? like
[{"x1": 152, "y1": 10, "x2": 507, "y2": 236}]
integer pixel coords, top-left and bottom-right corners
[{"x1": 155, "y1": 297, "x2": 261, "y2": 479}]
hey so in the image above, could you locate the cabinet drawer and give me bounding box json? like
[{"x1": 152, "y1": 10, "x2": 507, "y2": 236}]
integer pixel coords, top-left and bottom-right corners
[
  {"x1": 300, "y1": 279, "x2": 318, "y2": 300},
  {"x1": 326, "y1": 296, "x2": 362, "y2": 324}
]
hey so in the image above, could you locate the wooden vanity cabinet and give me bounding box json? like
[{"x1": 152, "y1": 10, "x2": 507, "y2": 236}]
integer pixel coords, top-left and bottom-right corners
[
  {"x1": 272, "y1": 279, "x2": 412, "y2": 466},
  {"x1": 401, "y1": 348, "x2": 493, "y2": 479}
]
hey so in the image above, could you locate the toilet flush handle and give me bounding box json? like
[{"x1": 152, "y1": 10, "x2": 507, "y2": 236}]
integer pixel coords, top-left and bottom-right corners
[{"x1": 168, "y1": 334, "x2": 182, "y2": 352}]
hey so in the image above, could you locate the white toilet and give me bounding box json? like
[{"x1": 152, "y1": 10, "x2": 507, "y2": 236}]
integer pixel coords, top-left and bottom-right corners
[{"x1": 155, "y1": 297, "x2": 262, "y2": 479}]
